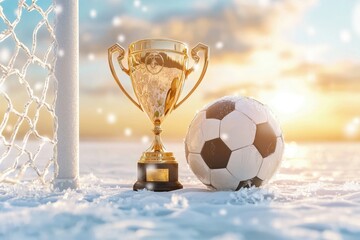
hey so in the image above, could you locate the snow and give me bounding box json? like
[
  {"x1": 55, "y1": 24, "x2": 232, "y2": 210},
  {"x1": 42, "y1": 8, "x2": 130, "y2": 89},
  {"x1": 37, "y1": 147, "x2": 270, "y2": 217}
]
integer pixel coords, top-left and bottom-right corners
[{"x1": 1, "y1": 142, "x2": 360, "y2": 239}]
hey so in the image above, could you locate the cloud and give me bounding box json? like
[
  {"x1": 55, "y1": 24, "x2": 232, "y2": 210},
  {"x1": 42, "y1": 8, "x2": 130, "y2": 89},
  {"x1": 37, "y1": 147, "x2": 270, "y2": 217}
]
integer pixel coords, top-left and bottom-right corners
[
  {"x1": 203, "y1": 81, "x2": 274, "y2": 100},
  {"x1": 79, "y1": 0, "x2": 328, "y2": 106},
  {"x1": 79, "y1": 0, "x2": 316, "y2": 59},
  {"x1": 283, "y1": 61, "x2": 360, "y2": 92}
]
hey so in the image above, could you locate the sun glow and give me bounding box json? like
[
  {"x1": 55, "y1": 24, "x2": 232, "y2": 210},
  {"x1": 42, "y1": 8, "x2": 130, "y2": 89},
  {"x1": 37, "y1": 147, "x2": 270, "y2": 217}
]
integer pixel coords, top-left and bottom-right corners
[
  {"x1": 259, "y1": 85, "x2": 313, "y2": 122},
  {"x1": 269, "y1": 91, "x2": 305, "y2": 115}
]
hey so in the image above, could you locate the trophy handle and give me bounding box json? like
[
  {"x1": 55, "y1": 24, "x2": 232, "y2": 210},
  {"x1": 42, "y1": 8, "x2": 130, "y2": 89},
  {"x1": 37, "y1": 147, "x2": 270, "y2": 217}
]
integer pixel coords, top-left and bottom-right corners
[
  {"x1": 108, "y1": 43, "x2": 142, "y2": 111},
  {"x1": 174, "y1": 43, "x2": 209, "y2": 110}
]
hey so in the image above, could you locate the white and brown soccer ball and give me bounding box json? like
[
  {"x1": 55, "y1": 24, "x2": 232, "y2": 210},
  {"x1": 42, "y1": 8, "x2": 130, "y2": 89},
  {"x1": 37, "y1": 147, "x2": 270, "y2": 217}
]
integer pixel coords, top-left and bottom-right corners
[{"x1": 185, "y1": 96, "x2": 284, "y2": 190}]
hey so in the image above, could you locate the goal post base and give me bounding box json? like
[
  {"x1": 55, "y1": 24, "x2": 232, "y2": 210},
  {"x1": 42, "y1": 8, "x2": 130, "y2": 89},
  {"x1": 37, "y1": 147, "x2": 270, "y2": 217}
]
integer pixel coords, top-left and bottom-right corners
[{"x1": 53, "y1": 178, "x2": 79, "y2": 191}]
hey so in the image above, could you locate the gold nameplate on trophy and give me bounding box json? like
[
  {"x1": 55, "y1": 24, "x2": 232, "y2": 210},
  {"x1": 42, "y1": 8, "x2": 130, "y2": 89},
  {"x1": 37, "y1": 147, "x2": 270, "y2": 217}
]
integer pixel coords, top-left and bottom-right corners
[
  {"x1": 108, "y1": 38, "x2": 209, "y2": 191},
  {"x1": 146, "y1": 169, "x2": 169, "y2": 182}
]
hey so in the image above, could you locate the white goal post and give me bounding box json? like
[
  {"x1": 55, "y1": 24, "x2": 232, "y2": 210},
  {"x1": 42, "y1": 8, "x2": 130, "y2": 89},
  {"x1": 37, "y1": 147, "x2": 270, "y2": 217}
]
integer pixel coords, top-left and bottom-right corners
[
  {"x1": 53, "y1": 0, "x2": 79, "y2": 190},
  {"x1": 0, "y1": 0, "x2": 79, "y2": 190}
]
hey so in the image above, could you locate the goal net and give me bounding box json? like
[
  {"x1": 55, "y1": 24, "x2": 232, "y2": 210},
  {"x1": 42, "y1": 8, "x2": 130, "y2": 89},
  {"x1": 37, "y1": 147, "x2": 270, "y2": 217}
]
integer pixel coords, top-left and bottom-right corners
[{"x1": 0, "y1": 0, "x2": 78, "y2": 189}]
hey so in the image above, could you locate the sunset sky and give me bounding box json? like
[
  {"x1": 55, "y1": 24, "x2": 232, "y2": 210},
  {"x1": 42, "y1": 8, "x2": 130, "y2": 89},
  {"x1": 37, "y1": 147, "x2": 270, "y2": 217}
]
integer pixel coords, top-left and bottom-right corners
[{"x1": 1, "y1": 0, "x2": 360, "y2": 142}]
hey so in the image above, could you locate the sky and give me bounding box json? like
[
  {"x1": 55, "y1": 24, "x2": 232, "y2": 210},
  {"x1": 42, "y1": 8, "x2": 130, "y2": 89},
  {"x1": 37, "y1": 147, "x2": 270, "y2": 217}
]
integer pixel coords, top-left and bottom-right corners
[{"x1": 1, "y1": 0, "x2": 360, "y2": 142}]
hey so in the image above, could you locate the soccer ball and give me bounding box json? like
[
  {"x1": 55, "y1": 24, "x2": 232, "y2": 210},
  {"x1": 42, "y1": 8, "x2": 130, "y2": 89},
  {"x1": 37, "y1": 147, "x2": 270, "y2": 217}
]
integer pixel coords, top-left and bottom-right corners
[{"x1": 185, "y1": 96, "x2": 284, "y2": 190}]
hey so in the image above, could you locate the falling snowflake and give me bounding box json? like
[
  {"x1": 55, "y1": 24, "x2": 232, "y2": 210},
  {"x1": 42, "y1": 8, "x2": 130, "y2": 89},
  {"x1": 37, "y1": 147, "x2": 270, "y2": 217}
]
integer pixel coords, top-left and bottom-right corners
[
  {"x1": 0, "y1": 83, "x2": 7, "y2": 93},
  {"x1": 96, "y1": 108, "x2": 103, "y2": 114},
  {"x1": 221, "y1": 133, "x2": 228, "y2": 140},
  {"x1": 215, "y1": 41, "x2": 224, "y2": 50},
  {"x1": 58, "y1": 49, "x2": 64, "y2": 57},
  {"x1": 0, "y1": 48, "x2": 10, "y2": 63},
  {"x1": 124, "y1": 128, "x2": 132, "y2": 137},
  {"x1": 107, "y1": 113, "x2": 117, "y2": 124},
  {"x1": 54, "y1": 5, "x2": 63, "y2": 15},
  {"x1": 88, "y1": 53, "x2": 95, "y2": 61},
  {"x1": 141, "y1": 135, "x2": 150, "y2": 144},
  {"x1": 34, "y1": 82, "x2": 43, "y2": 91},
  {"x1": 5, "y1": 125, "x2": 12, "y2": 132},
  {"x1": 340, "y1": 29, "x2": 351, "y2": 43},
  {"x1": 117, "y1": 34, "x2": 125, "y2": 43},
  {"x1": 90, "y1": 9, "x2": 97, "y2": 19},
  {"x1": 134, "y1": 0, "x2": 141, "y2": 8},
  {"x1": 194, "y1": 63, "x2": 199, "y2": 71},
  {"x1": 219, "y1": 209, "x2": 227, "y2": 216},
  {"x1": 306, "y1": 26, "x2": 316, "y2": 36},
  {"x1": 258, "y1": 0, "x2": 270, "y2": 7},
  {"x1": 345, "y1": 118, "x2": 359, "y2": 137},
  {"x1": 14, "y1": 9, "x2": 20, "y2": 16},
  {"x1": 345, "y1": 124, "x2": 357, "y2": 137},
  {"x1": 112, "y1": 16, "x2": 122, "y2": 27}
]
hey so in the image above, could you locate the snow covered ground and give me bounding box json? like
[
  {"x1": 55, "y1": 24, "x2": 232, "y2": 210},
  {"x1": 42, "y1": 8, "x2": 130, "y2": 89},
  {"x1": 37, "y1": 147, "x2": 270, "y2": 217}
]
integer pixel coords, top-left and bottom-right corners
[{"x1": 0, "y1": 141, "x2": 360, "y2": 240}]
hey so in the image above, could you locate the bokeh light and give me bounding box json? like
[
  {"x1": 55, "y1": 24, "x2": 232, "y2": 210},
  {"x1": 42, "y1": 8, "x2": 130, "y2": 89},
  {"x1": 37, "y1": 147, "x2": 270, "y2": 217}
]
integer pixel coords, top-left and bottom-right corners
[
  {"x1": 117, "y1": 34, "x2": 125, "y2": 43},
  {"x1": 107, "y1": 113, "x2": 117, "y2": 124},
  {"x1": 340, "y1": 30, "x2": 352, "y2": 43},
  {"x1": 345, "y1": 117, "x2": 360, "y2": 138},
  {"x1": 141, "y1": 135, "x2": 150, "y2": 144},
  {"x1": 124, "y1": 128, "x2": 132, "y2": 137},
  {"x1": 112, "y1": 16, "x2": 122, "y2": 27},
  {"x1": 89, "y1": 9, "x2": 97, "y2": 19},
  {"x1": 0, "y1": 48, "x2": 10, "y2": 63},
  {"x1": 88, "y1": 53, "x2": 95, "y2": 61}
]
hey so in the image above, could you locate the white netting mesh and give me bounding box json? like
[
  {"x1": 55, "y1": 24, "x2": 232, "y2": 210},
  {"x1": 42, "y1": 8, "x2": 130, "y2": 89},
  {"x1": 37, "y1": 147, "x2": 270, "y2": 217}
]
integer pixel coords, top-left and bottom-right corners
[{"x1": 0, "y1": 0, "x2": 57, "y2": 184}]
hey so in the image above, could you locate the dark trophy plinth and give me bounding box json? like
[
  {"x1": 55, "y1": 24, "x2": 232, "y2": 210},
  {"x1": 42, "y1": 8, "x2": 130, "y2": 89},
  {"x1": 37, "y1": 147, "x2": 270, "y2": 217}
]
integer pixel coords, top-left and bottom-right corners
[{"x1": 133, "y1": 160, "x2": 183, "y2": 192}]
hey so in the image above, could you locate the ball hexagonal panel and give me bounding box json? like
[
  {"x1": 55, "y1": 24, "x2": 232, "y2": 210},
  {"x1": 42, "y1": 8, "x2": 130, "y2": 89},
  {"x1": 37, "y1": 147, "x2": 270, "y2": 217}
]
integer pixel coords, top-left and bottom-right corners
[
  {"x1": 235, "y1": 97, "x2": 267, "y2": 124},
  {"x1": 206, "y1": 100, "x2": 235, "y2": 120},
  {"x1": 210, "y1": 169, "x2": 239, "y2": 190},
  {"x1": 201, "y1": 119, "x2": 220, "y2": 141},
  {"x1": 236, "y1": 176, "x2": 263, "y2": 190},
  {"x1": 257, "y1": 137, "x2": 284, "y2": 181},
  {"x1": 188, "y1": 153, "x2": 211, "y2": 185},
  {"x1": 265, "y1": 106, "x2": 282, "y2": 137},
  {"x1": 253, "y1": 122, "x2": 277, "y2": 158},
  {"x1": 220, "y1": 111, "x2": 256, "y2": 150},
  {"x1": 200, "y1": 138, "x2": 232, "y2": 169},
  {"x1": 185, "y1": 111, "x2": 206, "y2": 154},
  {"x1": 226, "y1": 145, "x2": 263, "y2": 181}
]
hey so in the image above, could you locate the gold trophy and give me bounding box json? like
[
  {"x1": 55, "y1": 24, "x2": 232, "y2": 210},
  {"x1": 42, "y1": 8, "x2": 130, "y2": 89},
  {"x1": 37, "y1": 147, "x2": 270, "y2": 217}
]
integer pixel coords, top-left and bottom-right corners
[{"x1": 108, "y1": 39, "x2": 209, "y2": 191}]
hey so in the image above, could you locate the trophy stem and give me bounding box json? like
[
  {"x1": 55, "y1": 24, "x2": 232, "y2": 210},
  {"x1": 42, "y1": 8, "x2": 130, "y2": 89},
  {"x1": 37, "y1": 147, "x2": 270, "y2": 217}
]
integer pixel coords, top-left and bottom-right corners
[{"x1": 151, "y1": 120, "x2": 165, "y2": 152}]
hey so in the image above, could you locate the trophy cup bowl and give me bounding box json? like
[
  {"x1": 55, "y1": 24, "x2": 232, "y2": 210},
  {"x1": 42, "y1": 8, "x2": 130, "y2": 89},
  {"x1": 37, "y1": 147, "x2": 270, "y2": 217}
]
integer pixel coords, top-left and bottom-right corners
[{"x1": 108, "y1": 39, "x2": 209, "y2": 191}]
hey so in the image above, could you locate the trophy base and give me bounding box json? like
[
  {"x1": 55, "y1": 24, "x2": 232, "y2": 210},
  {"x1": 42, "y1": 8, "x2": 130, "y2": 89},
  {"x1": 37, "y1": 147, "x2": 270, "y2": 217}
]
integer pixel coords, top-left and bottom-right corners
[{"x1": 133, "y1": 161, "x2": 183, "y2": 192}]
